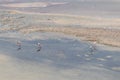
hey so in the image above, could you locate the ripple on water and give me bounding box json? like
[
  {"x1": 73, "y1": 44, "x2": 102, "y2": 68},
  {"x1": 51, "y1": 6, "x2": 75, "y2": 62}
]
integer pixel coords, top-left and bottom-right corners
[
  {"x1": 106, "y1": 55, "x2": 112, "y2": 59},
  {"x1": 96, "y1": 58, "x2": 107, "y2": 61},
  {"x1": 112, "y1": 67, "x2": 120, "y2": 72}
]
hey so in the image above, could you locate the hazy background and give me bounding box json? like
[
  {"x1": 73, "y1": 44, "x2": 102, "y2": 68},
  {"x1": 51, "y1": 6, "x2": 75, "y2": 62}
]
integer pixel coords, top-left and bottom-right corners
[{"x1": 0, "y1": 0, "x2": 120, "y2": 18}]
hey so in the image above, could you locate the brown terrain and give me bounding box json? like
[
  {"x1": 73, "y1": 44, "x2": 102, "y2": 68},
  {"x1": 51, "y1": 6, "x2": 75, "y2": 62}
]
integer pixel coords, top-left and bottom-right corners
[{"x1": 19, "y1": 27, "x2": 120, "y2": 47}]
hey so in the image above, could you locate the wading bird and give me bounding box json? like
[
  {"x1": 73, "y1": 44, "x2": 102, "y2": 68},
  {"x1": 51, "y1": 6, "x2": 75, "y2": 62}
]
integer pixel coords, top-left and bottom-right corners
[
  {"x1": 16, "y1": 41, "x2": 21, "y2": 50},
  {"x1": 89, "y1": 42, "x2": 97, "y2": 55},
  {"x1": 37, "y1": 43, "x2": 42, "y2": 52}
]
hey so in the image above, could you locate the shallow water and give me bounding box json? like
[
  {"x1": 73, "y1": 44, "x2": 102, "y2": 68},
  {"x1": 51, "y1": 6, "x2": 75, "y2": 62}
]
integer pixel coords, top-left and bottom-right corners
[{"x1": 0, "y1": 32, "x2": 120, "y2": 80}]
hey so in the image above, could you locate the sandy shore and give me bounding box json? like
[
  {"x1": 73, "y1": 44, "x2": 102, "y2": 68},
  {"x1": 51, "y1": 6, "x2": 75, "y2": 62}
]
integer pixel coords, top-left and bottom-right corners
[
  {"x1": 19, "y1": 27, "x2": 120, "y2": 47},
  {"x1": 0, "y1": 10, "x2": 120, "y2": 47}
]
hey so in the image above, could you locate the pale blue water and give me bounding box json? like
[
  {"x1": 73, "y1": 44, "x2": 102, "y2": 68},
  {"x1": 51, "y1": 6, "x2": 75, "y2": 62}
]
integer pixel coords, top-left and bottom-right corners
[{"x1": 0, "y1": 32, "x2": 120, "y2": 80}]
